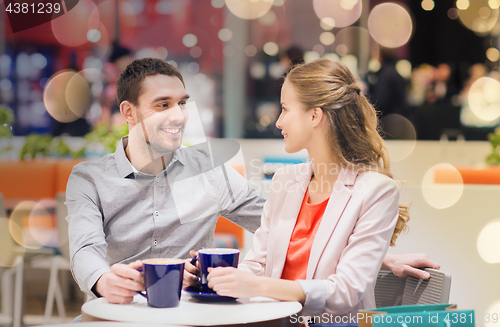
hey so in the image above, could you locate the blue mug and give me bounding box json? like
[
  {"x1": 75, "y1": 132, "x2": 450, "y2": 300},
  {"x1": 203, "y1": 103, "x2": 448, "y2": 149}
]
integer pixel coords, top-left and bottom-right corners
[
  {"x1": 194, "y1": 248, "x2": 239, "y2": 293},
  {"x1": 137, "y1": 258, "x2": 185, "y2": 308}
]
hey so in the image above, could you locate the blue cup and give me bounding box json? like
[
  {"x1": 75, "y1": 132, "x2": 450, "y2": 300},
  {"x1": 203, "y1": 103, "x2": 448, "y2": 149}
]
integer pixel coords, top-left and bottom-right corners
[
  {"x1": 197, "y1": 248, "x2": 239, "y2": 293},
  {"x1": 137, "y1": 258, "x2": 185, "y2": 308}
]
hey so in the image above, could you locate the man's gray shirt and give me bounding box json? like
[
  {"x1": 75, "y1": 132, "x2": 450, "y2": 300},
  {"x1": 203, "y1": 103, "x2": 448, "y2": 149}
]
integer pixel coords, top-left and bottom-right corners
[{"x1": 66, "y1": 137, "x2": 265, "y2": 297}]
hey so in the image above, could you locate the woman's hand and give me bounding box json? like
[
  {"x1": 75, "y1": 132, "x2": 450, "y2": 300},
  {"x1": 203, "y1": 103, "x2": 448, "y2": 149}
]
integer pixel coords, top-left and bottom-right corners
[
  {"x1": 207, "y1": 267, "x2": 259, "y2": 298},
  {"x1": 382, "y1": 253, "x2": 441, "y2": 279},
  {"x1": 183, "y1": 250, "x2": 200, "y2": 289}
]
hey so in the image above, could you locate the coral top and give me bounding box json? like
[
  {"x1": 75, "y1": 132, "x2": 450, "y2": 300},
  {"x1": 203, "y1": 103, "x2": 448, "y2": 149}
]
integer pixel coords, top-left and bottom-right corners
[{"x1": 281, "y1": 188, "x2": 330, "y2": 280}]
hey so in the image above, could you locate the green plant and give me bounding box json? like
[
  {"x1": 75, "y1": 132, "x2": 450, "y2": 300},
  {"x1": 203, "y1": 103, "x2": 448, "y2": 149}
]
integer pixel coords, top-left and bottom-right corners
[
  {"x1": 84, "y1": 122, "x2": 128, "y2": 154},
  {"x1": 0, "y1": 105, "x2": 14, "y2": 139},
  {"x1": 19, "y1": 134, "x2": 87, "y2": 160},
  {"x1": 19, "y1": 134, "x2": 54, "y2": 160},
  {"x1": 486, "y1": 127, "x2": 500, "y2": 166},
  {"x1": 0, "y1": 105, "x2": 14, "y2": 155}
]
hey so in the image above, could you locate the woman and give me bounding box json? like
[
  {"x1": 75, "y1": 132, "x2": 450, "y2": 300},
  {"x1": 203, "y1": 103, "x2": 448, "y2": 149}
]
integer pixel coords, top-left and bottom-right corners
[{"x1": 206, "y1": 59, "x2": 409, "y2": 316}]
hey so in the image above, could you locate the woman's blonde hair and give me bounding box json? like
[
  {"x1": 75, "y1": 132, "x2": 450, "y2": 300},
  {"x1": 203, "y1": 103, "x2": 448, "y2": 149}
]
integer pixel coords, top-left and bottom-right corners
[{"x1": 285, "y1": 59, "x2": 409, "y2": 246}]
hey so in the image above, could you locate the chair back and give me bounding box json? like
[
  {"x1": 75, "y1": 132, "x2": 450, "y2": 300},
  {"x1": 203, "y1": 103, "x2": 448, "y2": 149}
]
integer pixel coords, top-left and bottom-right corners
[{"x1": 375, "y1": 268, "x2": 451, "y2": 307}]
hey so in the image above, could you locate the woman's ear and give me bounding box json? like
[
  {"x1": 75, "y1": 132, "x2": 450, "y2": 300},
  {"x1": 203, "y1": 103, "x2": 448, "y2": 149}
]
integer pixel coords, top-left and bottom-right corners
[
  {"x1": 120, "y1": 101, "x2": 135, "y2": 126},
  {"x1": 310, "y1": 107, "x2": 324, "y2": 128}
]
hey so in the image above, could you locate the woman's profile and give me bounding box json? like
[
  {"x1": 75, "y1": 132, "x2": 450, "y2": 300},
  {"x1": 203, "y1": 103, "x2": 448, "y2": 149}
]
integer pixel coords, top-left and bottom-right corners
[{"x1": 206, "y1": 59, "x2": 410, "y2": 317}]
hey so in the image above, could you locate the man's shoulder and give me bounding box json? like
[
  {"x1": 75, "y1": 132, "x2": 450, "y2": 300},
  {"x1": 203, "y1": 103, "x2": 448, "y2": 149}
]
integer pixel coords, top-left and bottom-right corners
[{"x1": 71, "y1": 153, "x2": 116, "y2": 176}]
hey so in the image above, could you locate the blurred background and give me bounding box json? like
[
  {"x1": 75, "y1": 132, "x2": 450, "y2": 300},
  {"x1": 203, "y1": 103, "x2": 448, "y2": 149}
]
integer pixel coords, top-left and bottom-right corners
[
  {"x1": 1, "y1": 0, "x2": 500, "y2": 326},
  {"x1": 0, "y1": 0, "x2": 499, "y2": 142}
]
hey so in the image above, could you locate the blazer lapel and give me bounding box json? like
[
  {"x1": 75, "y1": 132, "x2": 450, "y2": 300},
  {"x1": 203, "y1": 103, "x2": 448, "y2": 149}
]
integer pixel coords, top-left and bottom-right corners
[
  {"x1": 306, "y1": 167, "x2": 358, "y2": 278},
  {"x1": 269, "y1": 163, "x2": 312, "y2": 278}
]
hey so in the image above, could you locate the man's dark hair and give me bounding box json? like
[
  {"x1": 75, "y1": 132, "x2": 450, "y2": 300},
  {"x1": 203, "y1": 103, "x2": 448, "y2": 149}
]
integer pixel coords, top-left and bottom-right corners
[{"x1": 116, "y1": 58, "x2": 185, "y2": 106}]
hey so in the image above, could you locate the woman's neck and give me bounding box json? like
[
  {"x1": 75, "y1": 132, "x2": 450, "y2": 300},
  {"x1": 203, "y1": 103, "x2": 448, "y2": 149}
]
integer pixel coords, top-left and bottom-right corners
[{"x1": 307, "y1": 143, "x2": 340, "y2": 201}]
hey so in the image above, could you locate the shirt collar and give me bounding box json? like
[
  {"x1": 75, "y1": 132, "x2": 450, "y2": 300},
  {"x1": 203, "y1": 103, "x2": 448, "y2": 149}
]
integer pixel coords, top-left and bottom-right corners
[{"x1": 114, "y1": 136, "x2": 186, "y2": 178}]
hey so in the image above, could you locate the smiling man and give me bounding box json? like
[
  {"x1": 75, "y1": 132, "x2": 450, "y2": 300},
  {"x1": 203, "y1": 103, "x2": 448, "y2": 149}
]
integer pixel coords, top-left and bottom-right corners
[{"x1": 66, "y1": 58, "x2": 265, "y2": 306}]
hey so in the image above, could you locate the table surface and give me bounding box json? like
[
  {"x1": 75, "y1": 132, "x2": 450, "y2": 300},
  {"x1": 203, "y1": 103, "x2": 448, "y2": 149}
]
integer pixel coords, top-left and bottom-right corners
[{"x1": 81, "y1": 291, "x2": 302, "y2": 326}]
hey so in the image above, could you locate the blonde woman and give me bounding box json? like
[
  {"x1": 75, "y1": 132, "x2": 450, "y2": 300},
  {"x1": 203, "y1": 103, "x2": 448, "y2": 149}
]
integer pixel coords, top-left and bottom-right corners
[{"x1": 207, "y1": 59, "x2": 411, "y2": 316}]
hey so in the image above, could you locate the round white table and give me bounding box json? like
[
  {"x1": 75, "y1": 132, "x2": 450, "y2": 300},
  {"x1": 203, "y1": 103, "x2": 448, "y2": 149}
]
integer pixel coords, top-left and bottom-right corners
[{"x1": 81, "y1": 291, "x2": 303, "y2": 326}]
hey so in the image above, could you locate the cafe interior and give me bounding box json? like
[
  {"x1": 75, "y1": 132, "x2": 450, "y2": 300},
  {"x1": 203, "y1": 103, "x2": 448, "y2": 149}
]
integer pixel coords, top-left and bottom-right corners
[{"x1": 0, "y1": 0, "x2": 500, "y2": 326}]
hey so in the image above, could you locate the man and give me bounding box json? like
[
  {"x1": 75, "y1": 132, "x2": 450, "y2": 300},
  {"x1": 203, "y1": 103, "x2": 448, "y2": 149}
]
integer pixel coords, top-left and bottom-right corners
[{"x1": 67, "y1": 58, "x2": 439, "y2": 306}]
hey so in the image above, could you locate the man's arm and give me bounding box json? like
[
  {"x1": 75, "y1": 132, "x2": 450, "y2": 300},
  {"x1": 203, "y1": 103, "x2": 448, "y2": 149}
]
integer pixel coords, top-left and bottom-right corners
[
  {"x1": 382, "y1": 253, "x2": 441, "y2": 279},
  {"x1": 66, "y1": 164, "x2": 143, "y2": 303},
  {"x1": 215, "y1": 163, "x2": 266, "y2": 233}
]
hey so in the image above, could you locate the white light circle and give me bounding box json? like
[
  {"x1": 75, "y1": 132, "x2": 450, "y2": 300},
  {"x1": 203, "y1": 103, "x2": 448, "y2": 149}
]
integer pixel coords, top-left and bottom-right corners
[
  {"x1": 320, "y1": 32, "x2": 335, "y2": 45},
  {"x1": 225, "y1": 0, "x2": 273, "y2": 20},
  {"x1": 477, "y1": 220, "x2": 500, "y2": 264},
  {"x1": 263, "y1": 42, "x2": 279, "y2": 56},
  {"x1": 182, "y1": 34, "x2": 198, "y2": 48},
  {"x1": 468, "y1": 77, "x2": 500, "y2": 121},
  {"x1": 218, "y1": 28, "x2": 233, "y2": 42},
  {"x1": 368, "y1": 3, "x2": 413, "y2": 48},
  {"x1": 313, "y1": 0, "x2": 362, "y2": 28},
  {"x1": 421, "y1": 163, "x2": 464, "y2": 209}
]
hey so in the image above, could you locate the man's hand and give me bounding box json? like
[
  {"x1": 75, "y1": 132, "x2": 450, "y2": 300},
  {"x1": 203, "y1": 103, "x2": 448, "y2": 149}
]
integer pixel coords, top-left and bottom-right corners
[
  {"x1": 207, "y1": 267, "x2": 259, "y2": 298},
  {"x1": 382, "y1": 253, "x2": 441, "y2": 279},
  {"x1": 183, "y1": 250, "x2": 200, "y2": 289},
  {"x1": 95, "y1": 260, "x2": 144, "y2": 304}
]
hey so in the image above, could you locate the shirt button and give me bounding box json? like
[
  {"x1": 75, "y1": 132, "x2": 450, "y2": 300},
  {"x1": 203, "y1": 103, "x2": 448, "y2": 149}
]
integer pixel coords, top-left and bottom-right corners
[
  {"x1": 155, "y1": 177, "x2": 159, "y2": 183},
  {"x1": 154, "y1": 240, "x2": 158, "y2": 246},
  {"x1": 154, "y1": 211, "x2": 159, "y2": 216}
]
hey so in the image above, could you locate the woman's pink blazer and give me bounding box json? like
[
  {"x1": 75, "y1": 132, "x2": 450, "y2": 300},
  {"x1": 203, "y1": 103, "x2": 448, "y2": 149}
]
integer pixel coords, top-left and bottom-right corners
[{"x1": 239, "y1": 162, "x2": 399, "y2": 317}]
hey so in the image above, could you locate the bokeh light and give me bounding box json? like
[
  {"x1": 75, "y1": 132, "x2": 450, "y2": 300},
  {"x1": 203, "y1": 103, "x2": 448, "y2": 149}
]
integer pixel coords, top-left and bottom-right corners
[
  {"x1": 218, "y1": 28, "x2": 233, "y2": 42},
  {"x1": 457, "y1": 0, "x2": 470, "y2": 10},
  {"x1": 422, "y1": 0, "x2": 435, "y2": 11},
  {"x1": 258, "y1": 10, "x2": 277, "y2": 26},
  {"x1": 9, "y1": 201, "x2": 44, "y2": 249},
  {"x1": 225, "y1": 0, "x2": 273, "y2": 20},
  {"x1": 0, "y1": 218, "x2": 25, "y2": 268},
  {"x1": 28, "y1": 201, "x2": 57, "y2": 248},
  {"x1": 313, "y1": 44, "x2": 325, "y2": 56},
  {"x1": 448, "y1": 8, "x2": 459, "y2": 19},
  {"x1": 263, "y1": 42, "x2": 279, "y2": 56},
  {"x1": 245, "y1": 45, "x2": 258, "y2": 57},
  {"x1": 396, "y1": 60, "x2": 412, "y2": 79},
  {"x1": 490, "y1": 0, "x2": 500, "y2": 9},
  {"x1": 52, "y1": 0, "x2": 99, "y2": 47},
  {"x1": 382, "y1": 114, "x2": 417, "y2": 162},
  {"x1": 182, "y1": 34, "x2": 198, "y2": 48},
  {"x1": 304, "y1": 51, "x2": 321, "y2": 63},
  {"x1": 368, "y1": 3, "x2": 413, "y2": 48},
  {"x1": 313, "y1": 0, "x2": 362, "y2": 28},
  {"x1": 87, "y1": 29, "x2": 101, "y2": 43},
  {"x1": 457, "y1": 0, "x2": 499, "y2": 35},
  {"x1": 422, "y1": 163, "x2": 464, "y2": 209},
  {"x1": 322, "y1": 53, "x2": 340, "y2": 62},
  {"x1": 250, "y1": 62, "x2": 266, "y2": 79},
  {"x1": 320, "y1": 32, "x2": 335, "y2": 45},
  {"x1": 477, "y1": 220, "x2": 500, "y2": 264},
  {"x1": 212, "y1": 0, "x2": 225, "y2": 8},
  {"x1": 486, "y1": 47, "x2": 500, "y2": 62},
  {"x1": 320, "y1": 17, "x2": 336, "y2": 30},
  {"x1": 468, "y1": 77, "x2": 500, "y2": 121},
  {"x1": 190, "y1": 47, "x2": 202, "y2": 59},
  {"x1": 44, "y1": 70, "x2": 91, "y2": 123}
]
